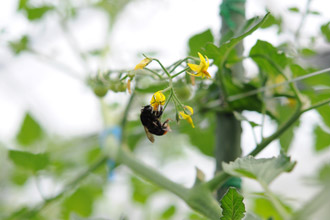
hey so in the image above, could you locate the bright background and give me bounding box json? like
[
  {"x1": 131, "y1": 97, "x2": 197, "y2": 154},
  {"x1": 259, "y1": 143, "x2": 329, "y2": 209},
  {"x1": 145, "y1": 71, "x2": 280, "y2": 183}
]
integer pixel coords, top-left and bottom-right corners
[{"x1": 1, "y1": 0, "x2": 330, "y2": 219}]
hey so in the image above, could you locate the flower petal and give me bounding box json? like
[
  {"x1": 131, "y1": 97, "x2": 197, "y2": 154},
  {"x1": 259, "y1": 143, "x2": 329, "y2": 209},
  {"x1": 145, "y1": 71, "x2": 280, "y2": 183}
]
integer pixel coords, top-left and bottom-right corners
[
  {"x1": 150, "y1": 91, "x2": 166, "y2": 110},
  {"x1": 198, "y1": 52, "x2": 206, "y2": 64},
  {"x1": 179, "y1": 111, "x2": 195, "y2": 128},
  {"x1": 134, "y1": 58, "x2": 152, "y2": 70},
  {"x1": 188, "y1": 63, "x2": 201, "y2": 72},
  {"x1": 184, "y1": 105, "x2": 194, "y2": 115}
]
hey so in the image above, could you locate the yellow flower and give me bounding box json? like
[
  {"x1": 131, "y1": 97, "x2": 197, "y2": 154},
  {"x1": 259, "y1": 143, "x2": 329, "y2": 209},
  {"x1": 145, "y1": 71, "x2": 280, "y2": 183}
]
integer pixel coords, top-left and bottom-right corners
[
  {"x1": 187, "y1": 52, "x2": 211, "y2": 79},
  {"x1": 179, "y1": 105, "x2": 195, "y2": 128},
  {"x1": 134, "y1": 58, "x2": 152, "y2": 70},
  {"x1": 150, "y1": 91, "x2": 166, "y2": 111}
]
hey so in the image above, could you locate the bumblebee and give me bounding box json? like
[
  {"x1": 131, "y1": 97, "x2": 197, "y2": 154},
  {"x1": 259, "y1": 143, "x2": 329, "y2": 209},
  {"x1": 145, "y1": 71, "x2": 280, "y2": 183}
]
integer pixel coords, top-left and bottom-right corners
[{"x1": 140, "y1": 105, "x2": 170, "y2": 143}]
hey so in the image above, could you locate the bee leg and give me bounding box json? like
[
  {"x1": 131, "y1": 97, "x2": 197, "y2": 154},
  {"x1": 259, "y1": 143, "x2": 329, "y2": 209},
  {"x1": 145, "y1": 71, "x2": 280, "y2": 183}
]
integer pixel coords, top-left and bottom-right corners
[{"x1": 162, "y1": 119, "x2": 171, "y2": 132}]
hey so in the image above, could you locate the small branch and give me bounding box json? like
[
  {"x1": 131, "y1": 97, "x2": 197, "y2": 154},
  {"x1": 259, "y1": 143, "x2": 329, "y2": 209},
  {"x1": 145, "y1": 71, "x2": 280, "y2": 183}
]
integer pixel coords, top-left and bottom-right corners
[
  {"x1": 29, "y1": 49, "x2": 83, "y2": 81},
  {"x1": 249, "y1": 103, "x2": 302, "y2": 156},
  {"x1": 228, "y1": 66, "x2": 330, "y2": 102},
  {"x1": 170, "y1": 67, "x2": 190, "y2": 78},
  {"x1": 302, "y1": 97, "x2": 330, "y2": 113},
  {"x1": 295, "y1": 0, "x2": 313, "y2": 43}
]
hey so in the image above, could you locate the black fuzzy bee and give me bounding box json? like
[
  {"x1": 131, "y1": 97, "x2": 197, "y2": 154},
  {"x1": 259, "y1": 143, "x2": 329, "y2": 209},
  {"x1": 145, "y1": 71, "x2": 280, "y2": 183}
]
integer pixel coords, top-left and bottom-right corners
[{"x1": 140, "y1": 105, "x2": 170, "y2": 143}]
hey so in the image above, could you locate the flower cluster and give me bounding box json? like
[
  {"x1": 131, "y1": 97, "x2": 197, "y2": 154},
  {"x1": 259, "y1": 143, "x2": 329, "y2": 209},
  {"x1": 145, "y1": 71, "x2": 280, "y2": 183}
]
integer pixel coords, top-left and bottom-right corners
[{"x1": 131, "y1": 52, "x2": 211, "y2": 140}]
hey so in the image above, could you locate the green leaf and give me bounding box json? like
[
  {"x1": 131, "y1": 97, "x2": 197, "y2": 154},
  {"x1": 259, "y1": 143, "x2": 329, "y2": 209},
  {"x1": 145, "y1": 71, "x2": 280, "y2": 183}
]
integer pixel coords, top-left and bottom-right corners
[
  {"x1": 188, "y1": 29, "x2": 214, "y2": 56},
  {"x1": 94, "y1": 0, "x2": 132, "y2": 22},
  {"x1": 321, "y1": 22, "x2": 330, "y2": 42},
  {"x1": 205, "y1": 13, "x2": 270, "y2": 67},
  {"x1": 161, "y1": 205, "x2": 176, "y2": 219},
  {"x1": 18, "y1": 0, "x2": 28, "y2": 10},
  {"x1": 61, "y1": 187, "x2": 94, "y2": 219},
  {"x1": 308, "y1": 10, "x2": 321, "y2": 15},
  {"x1": 16, "y1": 112, "x2": 43, "y2": 146},
  {"x1": 188, "y1": 213, "x2": 208, "y2": 220},
  {"x1": 249, "y1": 40, "x2": 288, "y2": 78},
  {"x1": 222, "y1": 154, "x2": 296, "y2": 185},
  {"x1": 9, "y1": 35, "x2": 30, "y2": 55},
  {"x1": 276, "y1": 104, "x2": 300, "y2": 152},
  {"x1": 131, "y1": 176, "x2": 160, "y2": 204},
  {"x1": 314, "y1": 125, "x2": 330, "y2": 151},
  {"x1": 288, "y1": 7, "x2": 300, "y2": 13},
  {"x1": 300, "y1": 48, "x2": 317, "y2": 57},
  {"x1": 261, "y1": 13, "x2": 282, "y2": 31},
  {"x1": 318, "y1": 163, "x2": 330, "y2": 183},
  {"x1": 8, "y1": 150, "x2": 49, "y2": 172},
  {"x1": 220, "y1": 187, "x2": 246, "y2": 220},
  {"x1": 253, "y1": 197, "x2": 284, "y2": 220},
  {"x1": 11, "y1": 168, "x2": 30, "y2": 186},
  {"x1": 25, "y1": 6, "x2": 54, "y2": 20}
]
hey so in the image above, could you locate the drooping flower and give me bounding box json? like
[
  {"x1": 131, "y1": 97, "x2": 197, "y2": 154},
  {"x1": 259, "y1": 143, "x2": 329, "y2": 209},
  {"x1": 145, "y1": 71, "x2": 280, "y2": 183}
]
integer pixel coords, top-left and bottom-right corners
[
  {"x1": 187, "y1": 52, "x2": 211, "y2": 79},
  {"x1": 150, "y1": 91, "x2": 166, "y2": 111},
  {"x1": 179, "y1": 105, "x2": 195, "y2": 128},
  {"x1": 134, "y1": 58, "x2": 152, "y2": 70}
]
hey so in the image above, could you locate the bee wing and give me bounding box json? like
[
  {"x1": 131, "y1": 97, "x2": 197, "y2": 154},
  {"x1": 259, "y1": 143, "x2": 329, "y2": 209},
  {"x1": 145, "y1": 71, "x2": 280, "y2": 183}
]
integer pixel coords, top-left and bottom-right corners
[{"x1": 144, "y1": 126, "x2": 155, "y2": 143}]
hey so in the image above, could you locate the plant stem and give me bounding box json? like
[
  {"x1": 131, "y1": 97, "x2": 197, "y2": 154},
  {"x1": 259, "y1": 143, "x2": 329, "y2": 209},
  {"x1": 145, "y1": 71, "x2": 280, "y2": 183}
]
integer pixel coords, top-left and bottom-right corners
[
  {"x1": 260, "y1": 182, "x2": 291, "y2": 220},
  {"x1": 215, "y1": 0, "x2": 246, "y2": 199},
  {"x1": 249, "y1": 103, "x2": 302, "y2": 156},
  {"x1": 116, "y1": 148, "x2": 189, "y2": 199}
]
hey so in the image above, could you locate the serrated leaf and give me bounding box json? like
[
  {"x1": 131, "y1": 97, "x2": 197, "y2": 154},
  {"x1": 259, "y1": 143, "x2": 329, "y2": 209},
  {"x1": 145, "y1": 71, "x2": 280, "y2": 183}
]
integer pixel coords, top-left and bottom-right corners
[
  {"x1": 8, "y1": 150, "x2": 49, "y2": 172},
  {"x1": 314, "y1": 125, "x2": 330, "y2": 151},
  {"x1": 205, "y1": 13, "x2": 270, "y2": 67},
  {"x1": 222, "y1": 154, "x2": 296, "y2": 185},
  {"x1": 16, "y1": 112, "x2": 43, "y2": 146},
  {"x1": 321, "y1": 22, "x2": 330, "y2": 42},
  {"x1": 220, "y1": 187, "x2": 246, "y2": 220},
  {"x1": 188, "y1": 29, "x2": 214, "y2": 56}
]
